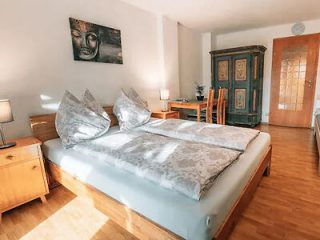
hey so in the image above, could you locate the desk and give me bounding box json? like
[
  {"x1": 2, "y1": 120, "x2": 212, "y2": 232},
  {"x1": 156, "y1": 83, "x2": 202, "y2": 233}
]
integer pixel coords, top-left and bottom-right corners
[{"x1": 168, "y1": 99, "x2": 220, "y2": 122}]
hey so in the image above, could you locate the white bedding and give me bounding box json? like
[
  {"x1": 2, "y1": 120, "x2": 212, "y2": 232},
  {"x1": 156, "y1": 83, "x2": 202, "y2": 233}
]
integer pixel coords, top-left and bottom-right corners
[
  {"x1": 73, "y1": 129, "x2": 240, "y2": 200},
  {"x1": 42, "y1": 125, "x2": 271, "y2": 240},
  {"x1": 139, "y1": 118, "x2": 260, "y2": 151}
]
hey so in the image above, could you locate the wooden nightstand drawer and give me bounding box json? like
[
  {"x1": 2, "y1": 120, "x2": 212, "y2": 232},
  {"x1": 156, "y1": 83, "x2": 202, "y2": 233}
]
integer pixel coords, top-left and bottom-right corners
[
  {"x1": 166, "y1": 111, "x2": 180, "y2": 119},
  {"x1": 0, "y1": 146, "x2": 39, "y2": 168},
  {"x1": 0, "y1": 158, "x2": 47, "y2": 212},
  {"x1": 152, "y1": 111, "x2": 180, "y2": 119}
]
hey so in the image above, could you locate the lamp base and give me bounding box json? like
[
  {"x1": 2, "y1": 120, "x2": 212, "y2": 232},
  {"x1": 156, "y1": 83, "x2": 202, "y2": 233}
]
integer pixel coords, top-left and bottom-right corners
[
  {"x1": 160, "y1": 100, "x2": 169, "y2": 112},
  {"x1": 0, "y1": 142, "x2": 16, "y2": 149}
]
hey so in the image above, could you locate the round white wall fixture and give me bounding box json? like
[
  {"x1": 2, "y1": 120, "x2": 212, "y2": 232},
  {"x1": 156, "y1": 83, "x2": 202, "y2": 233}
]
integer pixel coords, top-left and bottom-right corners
[{"x1": 291, "y1": 22, "x2": 305, "y2": 36}]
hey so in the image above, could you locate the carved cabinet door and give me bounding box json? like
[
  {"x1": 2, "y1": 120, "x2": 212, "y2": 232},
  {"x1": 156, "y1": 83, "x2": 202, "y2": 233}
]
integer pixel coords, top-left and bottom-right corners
[
  {"x1": 213, "y1": 55, "x2": 231, "y2": 109},
  {"x1": 232, "y1": 54, "x2": 251, "y2": 114}
]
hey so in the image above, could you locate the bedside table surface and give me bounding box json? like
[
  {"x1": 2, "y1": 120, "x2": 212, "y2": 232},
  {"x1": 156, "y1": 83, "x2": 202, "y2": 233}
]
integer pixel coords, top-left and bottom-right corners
[
  {"x1": 152, "y1": 111, "x2": 177, "y2": 114},
  {"x1": 0, "y1": 137, "x2": 41, "y2": 151}
]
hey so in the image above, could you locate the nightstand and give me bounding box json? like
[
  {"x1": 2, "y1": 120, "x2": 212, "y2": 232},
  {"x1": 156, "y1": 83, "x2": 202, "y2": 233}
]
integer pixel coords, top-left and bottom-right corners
[
  {"x1": 152, "y1": 111, "x2": 180, "y2": 119},
  {"x1": 0, "y1": 137, "x2": 49, "y2": 222}
]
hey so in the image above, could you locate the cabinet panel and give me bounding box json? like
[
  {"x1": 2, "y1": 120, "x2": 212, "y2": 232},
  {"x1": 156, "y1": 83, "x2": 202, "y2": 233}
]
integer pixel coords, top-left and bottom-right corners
[
  {"x1": 234, "y1": 89, "x2": 247, "y2": 110},
  {"x1": 234, "y1": 59, "x2": 248, "y2": 81},
  {"x1": 217, "y1": 60, "x2": 229, "y2": 81},
  {"x1": 231, "y1": 54, "x2": 251, "y2": 114},
  {"x1": 0, "y1": 159, "x2": 47, "y2": 211},
  {"x1": 213, "y1": 56, "x2": 232, "y2": 111}
]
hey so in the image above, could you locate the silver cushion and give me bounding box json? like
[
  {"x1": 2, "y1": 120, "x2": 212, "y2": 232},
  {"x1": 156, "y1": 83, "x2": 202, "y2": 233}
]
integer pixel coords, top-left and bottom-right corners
[
  {"x1": 113, "y1": 90, "x2": 151, "y2": 131},
  {"x1": 55, "y1": 90, "x2": 110, "y2": 148}
]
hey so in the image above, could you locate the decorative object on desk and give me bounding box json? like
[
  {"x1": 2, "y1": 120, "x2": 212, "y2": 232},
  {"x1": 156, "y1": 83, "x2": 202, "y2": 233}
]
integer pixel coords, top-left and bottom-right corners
[
  {"x1": 0, "y1": 99, "x2": 16, "y2": 149},
  {"x1": 160, "y1": 89, "x2": 170, "y2": 112},
  {"x1": 195, "y1": 82, "x2": 205, "y2": 101},
  {"x1": 174, "y1": 98, "x2": 189, "y2": 102},
  {"x1": 69, "y1": 18, "x2": 123, "y2": 64}
]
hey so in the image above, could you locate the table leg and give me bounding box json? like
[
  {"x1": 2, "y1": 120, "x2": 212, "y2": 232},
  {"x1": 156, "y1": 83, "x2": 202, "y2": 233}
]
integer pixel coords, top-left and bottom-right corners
[
  {"x1": 197, "y1": 106, "x2": 201, "y2": 122},
  {"x1": 40, "y1": 195, "x2": 47, "y2": 203}
]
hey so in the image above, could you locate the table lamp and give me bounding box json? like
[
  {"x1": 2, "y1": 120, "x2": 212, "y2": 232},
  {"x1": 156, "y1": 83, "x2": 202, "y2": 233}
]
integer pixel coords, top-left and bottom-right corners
[
  {"x1": 160, "y1": 89, "x2": 169, "y2": 112},
  {"x1": 0, "y1": 99, "x2": 16, "y2": 149}
]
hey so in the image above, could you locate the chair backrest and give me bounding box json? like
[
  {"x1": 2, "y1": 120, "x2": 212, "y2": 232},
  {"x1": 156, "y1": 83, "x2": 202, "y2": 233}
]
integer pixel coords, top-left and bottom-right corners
[
  {"x1": 206, "y1": 88, "x2": 214, "y2": 123},
  {"x1": 217, "y1": 88, "x2": 226, "y2": 124}
]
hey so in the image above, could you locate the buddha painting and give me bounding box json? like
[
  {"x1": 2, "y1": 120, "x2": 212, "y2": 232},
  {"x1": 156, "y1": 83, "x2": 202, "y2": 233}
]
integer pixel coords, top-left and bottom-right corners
[{"x1": 69, "y1": 18, "x2": 123, "y2": 64}]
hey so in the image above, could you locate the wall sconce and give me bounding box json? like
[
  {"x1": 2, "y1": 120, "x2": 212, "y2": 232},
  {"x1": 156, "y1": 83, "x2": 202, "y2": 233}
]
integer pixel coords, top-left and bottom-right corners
[{"x1": 160, "y1": 89, "x2": 169, "y2": 112}]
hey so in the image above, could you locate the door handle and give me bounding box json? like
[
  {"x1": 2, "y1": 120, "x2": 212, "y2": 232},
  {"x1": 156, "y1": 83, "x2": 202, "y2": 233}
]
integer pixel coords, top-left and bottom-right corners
[{"x1": 307, "y1": 80, "x2": 312, "y2": 87}]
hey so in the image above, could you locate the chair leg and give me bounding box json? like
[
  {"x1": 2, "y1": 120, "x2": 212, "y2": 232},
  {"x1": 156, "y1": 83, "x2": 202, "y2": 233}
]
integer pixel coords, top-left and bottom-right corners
[{"x1": 223, "y1": 102, "x2": 226, "y2": 125}]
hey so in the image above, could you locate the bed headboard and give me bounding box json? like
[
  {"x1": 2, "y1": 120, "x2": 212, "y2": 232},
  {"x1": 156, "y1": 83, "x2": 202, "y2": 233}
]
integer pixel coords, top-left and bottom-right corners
[{"x1": 29, "y1": 106, "x2": 118, "y2": 142}]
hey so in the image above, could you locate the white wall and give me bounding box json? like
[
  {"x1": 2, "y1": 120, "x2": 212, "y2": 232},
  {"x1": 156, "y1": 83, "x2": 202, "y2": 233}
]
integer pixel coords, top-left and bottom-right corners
[
  {"x1": 0, "y1": 0, "x2": 180, "y2": 138},
  {"x1": 178, "y1": 24, "x2": 202, "y2": 99},
  {"x1": 158, "y1": 16, "x2": 180, "y2": 99},
  {"x1": 214, "y1": 19, "x2": 320, "y2": 123},
  {"x1": 201, "y1": 32, "x2": 212, "y2": 96}
]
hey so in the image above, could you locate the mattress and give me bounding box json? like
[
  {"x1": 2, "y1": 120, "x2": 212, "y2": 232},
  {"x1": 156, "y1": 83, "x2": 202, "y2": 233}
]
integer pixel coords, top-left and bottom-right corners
[{"x1": 42, "y1": 126, "x2": 270, "y2": 240}]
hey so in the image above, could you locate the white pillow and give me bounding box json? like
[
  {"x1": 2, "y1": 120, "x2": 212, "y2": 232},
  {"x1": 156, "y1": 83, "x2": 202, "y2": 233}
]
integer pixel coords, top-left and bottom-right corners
[
  {"x1": 83, "y1": 89, "x2": 111, "y2": 122},
  {"x1": 55, "y1": 90, "x2": 110, "y2": 148},
  {"x1": 113, "y1": 90, "x2": 151, "y2": 131},
  {"x1": 126, "y1": 88, "x2": 149, "y2": 109}
]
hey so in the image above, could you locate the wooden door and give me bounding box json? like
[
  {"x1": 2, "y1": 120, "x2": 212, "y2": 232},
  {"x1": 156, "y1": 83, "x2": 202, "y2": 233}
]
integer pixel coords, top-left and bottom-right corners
[{"x1": 269, "y1": 33, "x2": 320, "y2": 127}]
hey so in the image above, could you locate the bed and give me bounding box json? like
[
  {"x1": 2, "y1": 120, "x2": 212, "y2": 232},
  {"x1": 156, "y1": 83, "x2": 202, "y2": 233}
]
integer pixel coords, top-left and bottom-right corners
[{"x1": 29, "y1": 106, "x2": 272, "y2": 240}]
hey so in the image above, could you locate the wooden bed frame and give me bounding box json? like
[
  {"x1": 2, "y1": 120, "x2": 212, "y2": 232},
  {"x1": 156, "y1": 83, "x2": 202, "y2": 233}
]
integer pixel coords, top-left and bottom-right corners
[{"x1": 29, "y1": 106, "x2": 272, "y2": 240}]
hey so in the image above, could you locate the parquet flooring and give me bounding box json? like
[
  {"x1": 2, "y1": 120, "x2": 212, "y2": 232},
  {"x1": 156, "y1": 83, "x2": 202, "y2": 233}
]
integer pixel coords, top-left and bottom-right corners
[{"x1": 229, "y1": 125, "x2": 320, "y2": 240}]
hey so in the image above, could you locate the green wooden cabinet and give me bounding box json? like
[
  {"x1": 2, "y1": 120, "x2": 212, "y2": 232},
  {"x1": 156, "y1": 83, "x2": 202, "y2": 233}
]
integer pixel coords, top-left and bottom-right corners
[{"x1": 210, "y1": 45, "x2": 266, "y2": 127}]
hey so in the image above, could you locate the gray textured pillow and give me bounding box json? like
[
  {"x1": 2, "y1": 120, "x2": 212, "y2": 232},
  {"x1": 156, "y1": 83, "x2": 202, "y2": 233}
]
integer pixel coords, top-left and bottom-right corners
[
  {"x1": 83, "y1": 89, "x2": 111, "y2": 122},
  {"x1": 55, "y1": 90, "x2": 110, "y2": 148},
  {"x1": 113, "y1": 90, "x2": 151, "y2": 131},
  {"x1": 127, "y1": 88, "x2": 149, "y2": 109}
]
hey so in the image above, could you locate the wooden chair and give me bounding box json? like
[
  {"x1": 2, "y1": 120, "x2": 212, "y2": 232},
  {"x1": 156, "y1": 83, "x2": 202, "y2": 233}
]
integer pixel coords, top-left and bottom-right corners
[
  {"x1": 186, "y1": 88, "x2": 215, "y2": 122},
  {"x1": 205, "y1": 88, "x2": 214, "y2": 123},
  {"x1": 213, "y1": 88, "x2": 226, "y2": 125}
]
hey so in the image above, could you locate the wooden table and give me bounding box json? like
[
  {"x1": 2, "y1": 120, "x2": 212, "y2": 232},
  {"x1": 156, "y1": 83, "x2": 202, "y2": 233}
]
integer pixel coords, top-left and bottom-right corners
[{"x1": 168, "y1": 99, "x2": 220, "y2": 122}]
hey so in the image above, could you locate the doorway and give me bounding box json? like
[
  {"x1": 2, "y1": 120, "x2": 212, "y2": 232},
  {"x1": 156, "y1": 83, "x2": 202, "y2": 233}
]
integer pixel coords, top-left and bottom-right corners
[{"x1": 269, "y1": 33, "x2": 320, "y2": 127}]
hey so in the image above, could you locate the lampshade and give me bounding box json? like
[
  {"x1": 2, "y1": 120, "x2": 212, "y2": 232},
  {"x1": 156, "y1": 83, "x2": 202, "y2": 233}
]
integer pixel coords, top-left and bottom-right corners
[
  {"x1": 160, "y1": 89, "x2": 169, "y2": 100},
  {"x1": 0, "y1": 99, "x2": 14, "y2": 123}
]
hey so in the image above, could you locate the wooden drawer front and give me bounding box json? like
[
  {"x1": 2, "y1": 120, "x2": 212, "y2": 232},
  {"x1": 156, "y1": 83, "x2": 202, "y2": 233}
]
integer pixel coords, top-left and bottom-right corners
[
  {"x1": 0, "y1": 159, "x2": 47, "y2": 211},
  {"x1": 166, "y1": 112, "x2": 180, "y2": 119},
  {"x1": 0, "y1": 145, "x2": 39, "y2": 168}
]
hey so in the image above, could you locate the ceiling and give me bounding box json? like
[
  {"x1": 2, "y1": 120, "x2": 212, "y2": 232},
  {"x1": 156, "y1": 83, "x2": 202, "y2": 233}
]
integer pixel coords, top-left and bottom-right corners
[{"x1": 120, "y1": 0, "x2": 320, "y2": 33}]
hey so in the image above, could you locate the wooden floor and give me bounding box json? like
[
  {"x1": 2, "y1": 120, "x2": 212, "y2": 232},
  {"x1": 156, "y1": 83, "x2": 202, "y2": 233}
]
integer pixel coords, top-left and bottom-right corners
[
  {"x1": 229, "y1": 125, "x2": 320, "y2": 240},
  {"x1": 1, "y1": 125, "x2": 320, "y2": 240}
]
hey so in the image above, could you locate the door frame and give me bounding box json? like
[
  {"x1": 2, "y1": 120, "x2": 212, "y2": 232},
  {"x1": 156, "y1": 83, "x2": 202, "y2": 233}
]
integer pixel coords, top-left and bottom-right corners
[{"x1": 269, "y1": 33, "x2": 320, "y2": 128}]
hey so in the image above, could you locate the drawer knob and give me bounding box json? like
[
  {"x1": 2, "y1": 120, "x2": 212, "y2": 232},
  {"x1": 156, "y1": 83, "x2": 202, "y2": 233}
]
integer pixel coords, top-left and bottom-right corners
[
  {"x1": 6, "y1": 155, "x2": 14, "y2": 160},
  {"x1": 32, "y1": 165, "x2": 38, "y2": 170}
]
